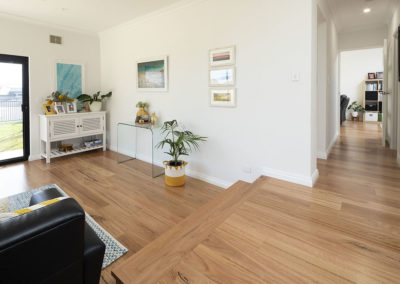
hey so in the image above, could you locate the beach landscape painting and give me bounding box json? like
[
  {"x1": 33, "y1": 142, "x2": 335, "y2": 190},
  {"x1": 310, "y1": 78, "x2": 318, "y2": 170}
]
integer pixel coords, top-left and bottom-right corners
[
  {"x1": 56, "y1": 62, "x2": 83, "y2": 98},
  {"x1": 209, "y1": 67, "x2": 235, "y2": 86},
  {"x1": 137, "y1": 56, "x2": 168, "y2": 91},
  {"x1": 210, "y1": 88, "x2": 236, "y2": 107},
  {"x1": 209, "y1": 46, "x2": 235, "y2": 66}
]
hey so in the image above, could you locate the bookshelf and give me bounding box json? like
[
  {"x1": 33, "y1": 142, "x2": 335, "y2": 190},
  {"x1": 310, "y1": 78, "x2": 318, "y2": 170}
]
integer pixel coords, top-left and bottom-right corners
[{"x1": 363, "y1": 79, "x2": 383, "y2": 122}]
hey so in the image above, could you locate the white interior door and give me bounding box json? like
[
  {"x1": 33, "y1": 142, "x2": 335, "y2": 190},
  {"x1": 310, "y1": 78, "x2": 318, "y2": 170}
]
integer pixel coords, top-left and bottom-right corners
[{"x1": 382, "y1": 40, "x2": 388, "y2": 146}]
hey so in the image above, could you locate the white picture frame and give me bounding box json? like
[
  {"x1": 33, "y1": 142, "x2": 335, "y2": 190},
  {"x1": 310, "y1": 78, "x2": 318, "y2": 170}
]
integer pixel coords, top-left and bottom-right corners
[
  {"x1": 66, "y1": 101, "x2": 77, "y2": 113},
  {"x1": 210, "y1": 88, "x2": 236, "y2": 108},
  {"x1": 209, "y1": 46, "x2": 235, "y2": 67},
  {"x1": 209, "y1": 67, "x2": 235, "y2": 86},
  {"x1": 54, "y1": 102, "x2": 66, "y2": 114},
  {"x1": 136, "y1": 56, "x2": 168, "y2": 92}
]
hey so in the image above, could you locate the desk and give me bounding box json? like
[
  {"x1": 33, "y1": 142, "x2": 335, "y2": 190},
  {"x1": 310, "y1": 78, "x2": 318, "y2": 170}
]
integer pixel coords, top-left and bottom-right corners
[{"x1": 117, "y1": 122, "x2": 164, "y2": 178}]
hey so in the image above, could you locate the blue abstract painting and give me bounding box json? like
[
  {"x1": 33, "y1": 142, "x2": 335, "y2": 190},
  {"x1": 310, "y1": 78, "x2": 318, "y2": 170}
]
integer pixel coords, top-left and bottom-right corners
[{"x1": 56, "y1": 63, "x2": 82, "y2": 98}]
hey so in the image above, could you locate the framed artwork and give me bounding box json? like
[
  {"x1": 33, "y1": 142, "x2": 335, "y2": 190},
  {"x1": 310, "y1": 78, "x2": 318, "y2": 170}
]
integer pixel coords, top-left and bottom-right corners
[
  {"x1": 210, "y1": 88, "x2": 236, "y2": 107},
  {"x1": 368, "y1": 73, "x2": 376, "y2": 79},
  {"x1": 376, "y1": 72, "x2": 383, "y2": 79},
  {"x1": 54, "y1": 102, "x2": 65, "y2": 114},
  {"x1": 209, "y1": 67, "x2": 235, "y2": 86},
  {"x1": 209, "y1": 46, "x2": 235, "y2": 67},
  {"x1": 42, "y1": 104, "x2": 56, "y2": 115},
  {"x1": 137, "y1": 56, "x2": 168, "y2": 91},
  {"x1": 56, "y1": 62, "x2": 84, "y2": 99},
  {"x1": 66, "y1": 101, "x2": 77, "y2": 113}
]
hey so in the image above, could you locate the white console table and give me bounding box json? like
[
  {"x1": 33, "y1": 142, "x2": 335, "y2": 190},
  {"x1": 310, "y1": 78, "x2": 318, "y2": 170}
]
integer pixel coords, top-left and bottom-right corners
[{"x1": 39, "y1": 111, "x2": 106, "y2": 163}]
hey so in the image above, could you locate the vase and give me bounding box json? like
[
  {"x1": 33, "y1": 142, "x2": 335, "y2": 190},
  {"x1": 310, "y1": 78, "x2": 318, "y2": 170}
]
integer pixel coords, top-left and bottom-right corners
[
  {"x1": 90, "y1": 101, "x2": 102, "y2": 112},
  {"x1": 352, "y1": 112, "x2": 358, "y2": 118},
  {"x1": 163, "y1": 161, "x2": 188, "y2": 187}
]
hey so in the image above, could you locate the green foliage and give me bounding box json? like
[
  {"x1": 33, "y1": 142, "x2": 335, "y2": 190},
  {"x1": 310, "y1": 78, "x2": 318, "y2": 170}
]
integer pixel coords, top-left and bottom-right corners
[
  {"x1": 347, "y1": 101, "x2": 365, "y2": 113},
  {"x1": 156, "y1": 120, "x2": 207, "y2": 164},
  {"x1": 47, "y1": 91, "x2": 74, "y2": 102},
  {"x1": 0, "y1": 121, "x2": 22, "y2": 152},
  {"x1": 136, "y1": 101, "x2": 149, "y2": 108},
  {"x1": 77, "y1": 91, "x2": 112, "y2": 104}
]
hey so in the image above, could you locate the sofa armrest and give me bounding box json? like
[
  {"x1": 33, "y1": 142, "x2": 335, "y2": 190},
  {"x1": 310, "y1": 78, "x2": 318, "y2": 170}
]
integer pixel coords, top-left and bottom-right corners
[
  {"x1": 84, "y1": 223, "x2": 106, "y2": 284},
  {"x1": 30, "y1": 187, "x2": 64, "y2": 206},
  {"x1": 0, "y1": 199, "x2": 85, "y2": 283}
]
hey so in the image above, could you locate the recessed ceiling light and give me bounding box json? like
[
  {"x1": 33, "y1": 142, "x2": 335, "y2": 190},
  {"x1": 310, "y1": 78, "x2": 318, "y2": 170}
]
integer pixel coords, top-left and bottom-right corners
[{"x1": 363, "y1": 8, "x2": 371, "y2": 14}]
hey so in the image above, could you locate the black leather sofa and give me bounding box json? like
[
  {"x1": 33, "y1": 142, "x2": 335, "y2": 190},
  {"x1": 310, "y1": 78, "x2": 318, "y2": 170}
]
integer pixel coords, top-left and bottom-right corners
[
  {"x1": 340, "y1": 95, "x2": 350, "y2": 125},
  {"x1": 0, "y1": 188, "x2": 105, "y2": 284}
]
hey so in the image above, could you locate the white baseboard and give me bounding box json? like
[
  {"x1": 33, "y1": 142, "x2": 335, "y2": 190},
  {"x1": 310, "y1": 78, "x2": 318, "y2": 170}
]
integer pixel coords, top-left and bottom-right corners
[
  {"x1": 317, "y1": 151, "x2": 327, "y2": 160},
  {"x1": 317, "y1": 133, "x2": 338, "y2": 160},
  {"x1": 262, "y1": 167, "x2": 319, "y2": 187},
  {"x1": 108, "y1": 145, "x2": 232, "y2": 189},
  {"x1": 29, "y1": 153, "x2": 42, "y2": 161}
]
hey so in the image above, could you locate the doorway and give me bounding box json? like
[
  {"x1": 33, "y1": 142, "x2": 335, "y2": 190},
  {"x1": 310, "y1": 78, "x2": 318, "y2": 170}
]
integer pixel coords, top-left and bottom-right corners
[{"x1": 0, "y1": 54, "x2": 29, "y2": 165}]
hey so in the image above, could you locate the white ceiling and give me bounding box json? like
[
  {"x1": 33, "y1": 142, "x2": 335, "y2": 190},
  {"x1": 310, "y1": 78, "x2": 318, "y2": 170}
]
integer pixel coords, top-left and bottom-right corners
[
  {"x1": 327, "y1": 0, "x2": 398, "y2": 33},
  {"x1": 0, "y1": 0, "x2": 183, "y2": 33}
]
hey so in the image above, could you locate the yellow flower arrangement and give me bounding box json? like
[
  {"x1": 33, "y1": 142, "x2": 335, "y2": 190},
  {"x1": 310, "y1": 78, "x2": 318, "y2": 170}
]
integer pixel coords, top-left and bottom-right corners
[{"x1": 46, "y1": 91, "x2": 74, "y2": 103}]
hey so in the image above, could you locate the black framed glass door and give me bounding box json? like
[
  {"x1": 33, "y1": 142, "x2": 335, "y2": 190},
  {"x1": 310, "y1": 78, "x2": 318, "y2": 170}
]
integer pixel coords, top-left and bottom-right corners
[{"x1": 0, "y1": 54, "x2": 29, "y2": 165}]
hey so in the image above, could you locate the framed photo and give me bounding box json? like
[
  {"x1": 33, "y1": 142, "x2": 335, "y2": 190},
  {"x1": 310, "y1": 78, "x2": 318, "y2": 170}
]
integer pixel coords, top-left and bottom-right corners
[
  {"x1": 56, "y1": 61, "x2": 84, "y2": 99},
  {"x1": 376, "y1": 72, "x2": 383, "y2": 79},
  {"x1": 210, "y1": 88, "x2": 236, "y2": 107},
  {"x1": 66, "y1": 101, "x2": 77, "y2": 113},
  {"x1": 368, "y1": 73, "x2": 376, "y2": 79},
  {"x1": 42, "y1": 104, "x2": 56, "y2": 115},
  {"x1": 209, "y1": 67, "x2": 235, "y2": 86},
  {"x1": 54, "y1": 102, "x2": 66, "y2": 114},
  {"x1": 137, "y1": 56, "x2": 168, "y2": 92},
  {"x1": 209, "y1": 46, "x2": 235, "y2": 67}
]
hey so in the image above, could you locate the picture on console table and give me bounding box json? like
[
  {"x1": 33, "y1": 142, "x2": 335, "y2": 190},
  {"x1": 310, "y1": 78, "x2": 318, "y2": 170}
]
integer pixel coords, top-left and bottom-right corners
[
  {"x1": 56, "y1": 62, "x2": 84, "y2": 99},
  {"x1": 210, "y1": 88, "x2": 236, "y2": 107},
  {"x1": 54, "y1": 102, "x2": 66, "y2": 114},
  {"x1": 137, "y1": 56, "x2": 168, "y2": 92}
]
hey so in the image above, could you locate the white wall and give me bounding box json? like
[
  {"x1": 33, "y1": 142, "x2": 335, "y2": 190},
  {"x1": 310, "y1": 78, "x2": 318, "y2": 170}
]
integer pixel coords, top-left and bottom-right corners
[
  {"x1": 339, "y1": 26, "x2": 387, "y2": 51},
  {"x1": 315, "y1": 0, "x2": 339, "y2": 160},
  {"x1": 0, "y1": 15, "x2": 101, "y2": 160},
  {"x1": 340, "y1": 48, "x2": 383, "y2": 119},
  {"x1": 100, "y1": 0, "x2": 317, "y2": 187}
]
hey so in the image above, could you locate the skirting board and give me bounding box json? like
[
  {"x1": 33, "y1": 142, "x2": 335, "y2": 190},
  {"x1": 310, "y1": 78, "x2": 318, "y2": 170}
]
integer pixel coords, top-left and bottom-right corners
[
  {"x1": 29, "y1": 153, "x2": 42, "y2": 161},
  {"x1": 262, "y1": 167, "x2": 319, "y2": 187},
  {"x1": 108, "y1": 145, "x2": 232, "y2": 189},
  {"x1": 317, "y1": 133, "x2": 338, "y2": 160}
]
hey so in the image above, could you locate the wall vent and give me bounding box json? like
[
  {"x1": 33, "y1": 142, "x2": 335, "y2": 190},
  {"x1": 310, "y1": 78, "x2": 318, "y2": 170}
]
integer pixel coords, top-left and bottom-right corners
[{"x1": 49, "y1": 35, "x2": 62, "y2": 45}]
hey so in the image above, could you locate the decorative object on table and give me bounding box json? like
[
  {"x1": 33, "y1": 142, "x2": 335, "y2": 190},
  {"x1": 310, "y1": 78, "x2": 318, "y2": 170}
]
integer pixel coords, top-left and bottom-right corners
[
  {"x1": 376, "y1": 72, "x2": 383, "y2": 79},
  {"x1": 66, "y1": 101, "x2": 77, "y2": 113},
  {"x1": 135, "y1": 101, "x2": 150, "y2": 124},
  {"x1": 84, "y1": 140, "x2": 102, "y2": 148},
  {"x1": 151, "y1": 112, "x2": 158, "y2": 125},
  {"x1": 137, "y1": 56, "x2": 168, "y2": 92},
  {"x1": 347, "y1": 101, "x2": 365, "y2": 118},
  {"x1": 56, "y1": 62, "x2": 84, "y2": 99},
  {"x1": 209, "y1": 67, "x2": 235, "y2": 86},
  {"x1": 77, "y1": 91, "x2": 112, "y2": 112},
  {"x1": 54, "y1": 102, "x2": 66, "y2": 114},
  {"x1": 42, "y1": 103, "x2": 56, "y2": 115},
  {"x1": 156, "y1": 120, "x2": 207, "y2": 187},
  {"x1": 210, "y1": 88, "x2": 236, "y2": 107},
  {"x1": 6, "y1": 184, "x2": 127, "y2": 269},
  {"x1": 47, "y1": 91, "x2": 75, "y2": 104},
  {"x1": 59, "y1": 144, "x2": 73, "y2": 152},
  {"x1": 209, "y1": 46, "x2": 235, "y2": 67},
  {"x1": 368, "y1": 73, "x2": 376, "y2": 79}
]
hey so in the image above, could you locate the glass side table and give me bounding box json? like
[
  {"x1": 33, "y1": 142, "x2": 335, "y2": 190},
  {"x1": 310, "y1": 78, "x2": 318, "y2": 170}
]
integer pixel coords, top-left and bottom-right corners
[{"x1": 117, "y1": 122, "x2": 164, "y2": 178}]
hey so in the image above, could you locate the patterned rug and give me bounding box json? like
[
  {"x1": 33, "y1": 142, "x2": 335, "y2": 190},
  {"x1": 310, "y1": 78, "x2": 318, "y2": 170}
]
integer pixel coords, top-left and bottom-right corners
[{"x1": 7, "y1": 184, "x2": 128, "y2": 269}]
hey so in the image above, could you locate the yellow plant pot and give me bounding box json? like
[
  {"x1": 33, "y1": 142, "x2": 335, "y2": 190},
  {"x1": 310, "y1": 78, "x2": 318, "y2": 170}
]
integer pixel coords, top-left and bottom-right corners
[
  {"x1": 163, "y1": 161, "x2": 188, "y2": 187},
  {"x1": 136, "y1": 108, "x2": 149, "y2": 117}
]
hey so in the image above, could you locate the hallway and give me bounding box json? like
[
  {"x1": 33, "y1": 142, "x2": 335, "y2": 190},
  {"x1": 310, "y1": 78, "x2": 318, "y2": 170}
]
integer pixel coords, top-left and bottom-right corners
[{"x1": 112, "y1": 121, "x2": 400, "y2": 283}]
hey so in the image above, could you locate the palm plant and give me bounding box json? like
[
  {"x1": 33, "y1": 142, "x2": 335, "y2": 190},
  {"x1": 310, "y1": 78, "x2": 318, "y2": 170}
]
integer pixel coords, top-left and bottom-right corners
[{"x1": 156, "y1": 120, "x2": 207, "y2": 166}]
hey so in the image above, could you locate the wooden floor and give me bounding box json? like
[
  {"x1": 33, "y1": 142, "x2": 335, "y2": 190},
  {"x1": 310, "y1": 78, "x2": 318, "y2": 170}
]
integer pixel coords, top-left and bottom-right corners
[
  {"x1": 0, "y1": 151, "x2": 223, "y2": 284},
  {"x1": 112, "y1": 121, "x2": 400, "y2": 283}
]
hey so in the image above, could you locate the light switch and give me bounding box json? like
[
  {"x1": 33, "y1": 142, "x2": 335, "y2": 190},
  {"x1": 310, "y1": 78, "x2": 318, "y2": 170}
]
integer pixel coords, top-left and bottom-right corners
[{"x1": 291, "y1": 72, "x2": 300, "y2": 81}]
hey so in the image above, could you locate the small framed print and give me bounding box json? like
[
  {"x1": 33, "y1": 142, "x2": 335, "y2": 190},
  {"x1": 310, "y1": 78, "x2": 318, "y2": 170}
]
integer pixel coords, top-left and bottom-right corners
[
  {"x1": 42, "y1": 104, "x2": 56, "y2": 115},
  {"x1": 209, "y1": 46, "x2": 235, "y2": 67},
  {"x1": 210, "y1": 88, "x2": 236, "y2": 107},
  {"x1": 66, "y1": 101, "x2": 77, "y2": 113},
  {"x1": 368, "y1": 73, "x2": 376, "y2": 79},
  {"x1": 209, "y1": 67, "x2": 235, "y2": 86},
  {"x1": 376, "y1": 72, "x2": 383, "y2": 79},
  {"x1": 54, "y1": 102, "x2": 66, "y2": 114}
]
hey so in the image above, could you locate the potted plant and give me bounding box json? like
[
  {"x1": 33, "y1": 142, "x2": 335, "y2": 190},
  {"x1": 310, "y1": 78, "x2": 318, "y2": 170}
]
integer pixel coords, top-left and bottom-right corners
[
  {"x1": 347, "y1": 101, "x2": 365, "y2": 118},
  {"x1": 156, "y1": 120, "x2": 206, "y2": 187},
  {"x1": 135, "y1": 101, "x2": 150, "y2": 123},
  {"x1": 77, "y1": 91, "x2": 112, "y2": 112}
]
